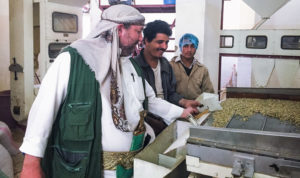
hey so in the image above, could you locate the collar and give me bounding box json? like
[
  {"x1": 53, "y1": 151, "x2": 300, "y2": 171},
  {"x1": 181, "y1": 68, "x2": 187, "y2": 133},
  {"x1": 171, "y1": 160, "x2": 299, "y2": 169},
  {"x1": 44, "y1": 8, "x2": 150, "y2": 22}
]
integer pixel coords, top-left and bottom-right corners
[
  {"x1": 174, "y1": 55, "x2": 203, "y2": 68},
  {"x1": 136, "y1": 49, "x2": 150, "y2": 68}
]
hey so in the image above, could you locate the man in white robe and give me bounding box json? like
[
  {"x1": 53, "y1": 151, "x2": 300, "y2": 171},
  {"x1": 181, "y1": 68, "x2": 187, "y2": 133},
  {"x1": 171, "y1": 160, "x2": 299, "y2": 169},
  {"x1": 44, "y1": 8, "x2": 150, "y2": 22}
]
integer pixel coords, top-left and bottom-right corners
[{"x1": 19, "y1": 4, "x2": 196, "y2": 178}]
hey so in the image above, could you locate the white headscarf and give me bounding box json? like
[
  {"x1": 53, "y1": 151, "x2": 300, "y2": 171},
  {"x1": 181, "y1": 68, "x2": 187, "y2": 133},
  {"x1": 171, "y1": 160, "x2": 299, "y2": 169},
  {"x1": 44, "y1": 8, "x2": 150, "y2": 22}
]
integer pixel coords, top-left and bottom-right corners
[
  {"x1": 71, "y1": 4, "x2": 144, "y2": 85},
  {"x1": 70, "y1": 4, "x2": 145, "y2": 132}
]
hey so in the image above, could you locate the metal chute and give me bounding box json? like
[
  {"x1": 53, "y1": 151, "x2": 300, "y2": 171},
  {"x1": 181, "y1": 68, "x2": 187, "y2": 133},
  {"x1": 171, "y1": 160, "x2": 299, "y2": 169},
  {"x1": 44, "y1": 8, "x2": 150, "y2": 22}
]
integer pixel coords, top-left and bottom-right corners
[{"x1": 242, "y1": 0, "x2": 291, "y2": 29}]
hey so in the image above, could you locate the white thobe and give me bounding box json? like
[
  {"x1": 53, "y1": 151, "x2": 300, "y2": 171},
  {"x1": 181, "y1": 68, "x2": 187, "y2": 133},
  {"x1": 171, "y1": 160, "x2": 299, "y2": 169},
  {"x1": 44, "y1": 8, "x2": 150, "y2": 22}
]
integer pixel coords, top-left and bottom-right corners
[{"x1": 20, "y1": 52, "x2": 183, "y2": 178}]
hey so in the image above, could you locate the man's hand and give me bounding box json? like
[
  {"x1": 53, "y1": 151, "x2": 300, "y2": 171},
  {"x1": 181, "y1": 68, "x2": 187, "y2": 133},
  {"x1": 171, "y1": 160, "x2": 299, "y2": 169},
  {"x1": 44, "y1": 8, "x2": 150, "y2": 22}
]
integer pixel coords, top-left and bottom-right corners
[
  {"x1": 20, "y1": 154, "x2": 45, "y2": 178},
  {"x1": 180, "y1": 106, "x2": 199, "y2": 118},
  {"x1": 179, "y1": 99, "x2": 201, "y2": 108}
]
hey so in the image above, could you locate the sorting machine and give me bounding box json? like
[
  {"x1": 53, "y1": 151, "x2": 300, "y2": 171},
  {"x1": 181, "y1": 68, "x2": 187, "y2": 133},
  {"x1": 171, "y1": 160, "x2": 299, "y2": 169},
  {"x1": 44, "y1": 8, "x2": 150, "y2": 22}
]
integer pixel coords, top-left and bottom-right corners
[{"x1": 186, "y1": 88, "x2": 300, "y2": 178}]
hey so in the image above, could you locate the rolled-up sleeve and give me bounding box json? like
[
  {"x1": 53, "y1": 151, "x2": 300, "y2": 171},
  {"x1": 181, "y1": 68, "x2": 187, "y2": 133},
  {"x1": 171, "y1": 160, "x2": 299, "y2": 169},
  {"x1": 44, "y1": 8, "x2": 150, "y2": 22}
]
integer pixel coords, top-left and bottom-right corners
[{"x1": 19, "y1": 52, "x2": 70, "y2": 157}]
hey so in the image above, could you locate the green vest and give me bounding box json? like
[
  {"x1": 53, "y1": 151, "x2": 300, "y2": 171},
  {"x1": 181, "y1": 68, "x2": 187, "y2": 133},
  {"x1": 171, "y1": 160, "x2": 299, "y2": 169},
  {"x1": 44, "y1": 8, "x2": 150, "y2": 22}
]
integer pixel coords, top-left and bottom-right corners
[
  {"x1": 41, "y1": 47, "x2": 147, "y2": 178},
  {"x1": 41, "y1": 47, "x2": 102, "y2": 178}
]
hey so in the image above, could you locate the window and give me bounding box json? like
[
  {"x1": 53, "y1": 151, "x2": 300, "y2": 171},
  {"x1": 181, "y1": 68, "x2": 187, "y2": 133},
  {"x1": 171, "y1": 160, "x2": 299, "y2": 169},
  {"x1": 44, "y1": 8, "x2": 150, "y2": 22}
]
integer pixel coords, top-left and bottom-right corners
[
  {"x1": 48, "y1": 43, "x2": 70, "y2": 59},
  {"x1": 281, "y1": 36, "x2": 300, "y2": 50},
  {"x1": 220, "y1": 36, "x2": 234, "y2": 48},
  {"x1": 246, "y1": 36, "x2": 267, "y2": 49},
  {"x1": 52, "y1": 12, "x2": 78, "y2": 33}
]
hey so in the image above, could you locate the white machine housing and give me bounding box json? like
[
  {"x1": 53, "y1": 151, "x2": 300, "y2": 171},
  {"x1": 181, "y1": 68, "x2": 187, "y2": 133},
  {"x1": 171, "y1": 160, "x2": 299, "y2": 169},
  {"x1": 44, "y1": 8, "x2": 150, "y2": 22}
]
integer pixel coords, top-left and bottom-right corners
[{"x1": 9, "y1": 0, "x2": 86, "y2": 123}]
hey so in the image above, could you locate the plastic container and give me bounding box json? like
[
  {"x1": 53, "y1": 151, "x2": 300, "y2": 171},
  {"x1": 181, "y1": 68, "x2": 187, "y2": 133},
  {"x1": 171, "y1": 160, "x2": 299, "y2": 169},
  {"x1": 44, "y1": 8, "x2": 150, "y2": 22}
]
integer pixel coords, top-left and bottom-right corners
[{"x1": 164, "y1": 0, "x2": 176, "y2": 5}]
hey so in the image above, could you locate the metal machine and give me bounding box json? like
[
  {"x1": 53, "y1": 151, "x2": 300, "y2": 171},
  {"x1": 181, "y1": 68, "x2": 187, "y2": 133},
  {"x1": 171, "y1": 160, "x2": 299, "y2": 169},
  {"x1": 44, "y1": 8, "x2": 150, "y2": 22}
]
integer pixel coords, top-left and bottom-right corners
[
  {"x1": 185, "y1": 0, "x2": 300, "y2": 175},
  {"x1": 186, "y1": 88, "x2": 300, "y2": 178},
  {"x1": 9, "y1": 0, "x2": 86, "y2": 123}
]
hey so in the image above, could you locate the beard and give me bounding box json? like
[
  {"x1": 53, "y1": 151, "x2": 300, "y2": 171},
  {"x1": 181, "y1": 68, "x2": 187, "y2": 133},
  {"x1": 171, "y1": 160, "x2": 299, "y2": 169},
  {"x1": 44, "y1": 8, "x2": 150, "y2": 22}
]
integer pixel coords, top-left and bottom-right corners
[
  {"x1": 120, "y1": 45, "x2": 136, "y2": 56},
  {"x1": 120, "y1": 39, "x2": 139, "y2": 56}
]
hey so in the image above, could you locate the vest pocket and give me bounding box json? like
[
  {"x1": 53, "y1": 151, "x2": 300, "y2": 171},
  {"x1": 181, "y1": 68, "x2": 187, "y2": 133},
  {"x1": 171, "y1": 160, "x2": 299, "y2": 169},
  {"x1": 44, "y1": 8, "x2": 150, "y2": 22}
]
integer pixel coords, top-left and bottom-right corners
[
  {"x1": 62, "y1": 102, "x2": 94, "y2": 141},
  {"x1": 53, "y1": 147, "x2": 89, "y2": 178}
]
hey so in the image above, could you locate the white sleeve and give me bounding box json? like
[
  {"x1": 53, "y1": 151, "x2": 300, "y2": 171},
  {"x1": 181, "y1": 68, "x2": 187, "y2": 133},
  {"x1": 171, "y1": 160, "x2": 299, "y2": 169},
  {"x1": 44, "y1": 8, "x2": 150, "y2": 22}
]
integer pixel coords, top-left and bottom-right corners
[
  {"x1": 145, "y1": 81, "x2": 184, "y2": 125},
  {"x1": 19, "y1": 52, "x2": 71, "y2": 157}
]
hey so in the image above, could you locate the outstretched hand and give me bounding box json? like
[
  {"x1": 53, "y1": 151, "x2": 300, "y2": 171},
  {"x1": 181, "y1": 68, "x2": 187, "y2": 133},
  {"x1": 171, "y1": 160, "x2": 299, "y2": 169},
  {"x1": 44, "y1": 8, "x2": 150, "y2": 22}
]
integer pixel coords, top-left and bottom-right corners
[{"x1": 180, "y1": 106, "x2": 199, "y2": 118}]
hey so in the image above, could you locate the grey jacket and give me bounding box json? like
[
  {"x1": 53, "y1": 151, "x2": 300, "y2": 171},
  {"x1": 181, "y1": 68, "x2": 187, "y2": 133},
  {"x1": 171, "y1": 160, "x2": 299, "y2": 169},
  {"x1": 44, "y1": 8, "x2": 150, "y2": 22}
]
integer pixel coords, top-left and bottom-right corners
[{"x1": 133, "y1": 49, "x2": 183, "y2": 106}]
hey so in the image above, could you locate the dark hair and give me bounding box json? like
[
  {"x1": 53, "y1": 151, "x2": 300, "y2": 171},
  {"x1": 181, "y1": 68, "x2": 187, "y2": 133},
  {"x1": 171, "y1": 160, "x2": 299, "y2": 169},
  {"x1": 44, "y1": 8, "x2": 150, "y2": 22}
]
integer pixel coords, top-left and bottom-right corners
[{"x1": 143, "y1": 20, "x2": 172, "y2": 42}]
